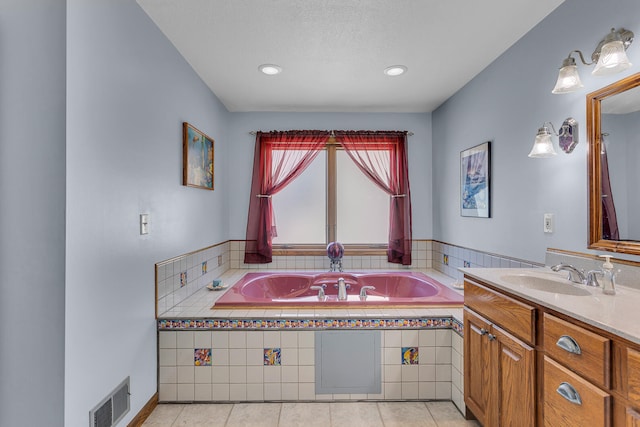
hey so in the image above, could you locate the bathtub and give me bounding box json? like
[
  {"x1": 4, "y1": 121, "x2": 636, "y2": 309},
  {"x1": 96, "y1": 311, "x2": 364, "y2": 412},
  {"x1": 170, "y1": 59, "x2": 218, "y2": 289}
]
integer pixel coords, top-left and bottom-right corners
[{"x1": 213, "y1": 271, "x2": 463, "y2": 308}]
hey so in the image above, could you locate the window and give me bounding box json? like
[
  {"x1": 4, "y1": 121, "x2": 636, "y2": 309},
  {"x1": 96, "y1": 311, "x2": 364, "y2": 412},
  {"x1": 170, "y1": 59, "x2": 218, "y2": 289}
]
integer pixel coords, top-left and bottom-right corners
[{"x1": 272, "y1": 143, "x2": 389, "y2": 246}]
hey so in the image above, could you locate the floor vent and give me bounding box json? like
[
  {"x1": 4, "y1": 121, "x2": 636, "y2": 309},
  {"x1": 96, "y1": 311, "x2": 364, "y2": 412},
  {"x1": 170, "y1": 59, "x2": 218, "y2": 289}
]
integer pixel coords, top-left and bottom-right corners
[{"x1": 90, "y1": 377, "x2": 130, "y2": 427}]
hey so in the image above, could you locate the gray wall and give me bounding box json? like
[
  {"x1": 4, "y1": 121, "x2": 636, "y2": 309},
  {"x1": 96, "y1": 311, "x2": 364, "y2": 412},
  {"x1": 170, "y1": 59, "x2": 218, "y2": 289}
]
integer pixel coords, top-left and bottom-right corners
[
  {"x1": 0, "y1": 1, "x2": 66, "y2": 426},
  {"x1": 226, "y1": 112, "x2": 433, "y2": 240},
  {"x1": 65, "y1": 0, "x2": 230, "y2": 425},
  {"x1": 432, "y1": 0, "x2": 640, "y2": 264}
]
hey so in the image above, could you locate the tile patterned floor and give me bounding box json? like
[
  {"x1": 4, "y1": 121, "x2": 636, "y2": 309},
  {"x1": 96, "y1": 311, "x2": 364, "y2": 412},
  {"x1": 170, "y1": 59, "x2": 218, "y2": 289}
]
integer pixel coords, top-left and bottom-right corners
[{"x1": 142, "y1": 401, "x2": 481, "y2": 427}]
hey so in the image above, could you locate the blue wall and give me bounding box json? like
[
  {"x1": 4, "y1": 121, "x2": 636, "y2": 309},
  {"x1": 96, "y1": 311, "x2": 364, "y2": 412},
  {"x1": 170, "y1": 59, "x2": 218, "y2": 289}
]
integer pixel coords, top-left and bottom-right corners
[{"x1": 432, "y1": 0, "x2": 640, "y2": 263}]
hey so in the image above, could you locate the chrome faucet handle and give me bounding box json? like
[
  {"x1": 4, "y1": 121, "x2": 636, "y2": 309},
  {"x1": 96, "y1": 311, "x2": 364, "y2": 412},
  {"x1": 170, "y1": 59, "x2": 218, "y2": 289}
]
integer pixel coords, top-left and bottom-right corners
[
  {"x1": 359, "y1": 285, "x2": 375, "y2": 298},
  {"x1": 586, "y1": 270, "x2": 602, "y2": 287}
]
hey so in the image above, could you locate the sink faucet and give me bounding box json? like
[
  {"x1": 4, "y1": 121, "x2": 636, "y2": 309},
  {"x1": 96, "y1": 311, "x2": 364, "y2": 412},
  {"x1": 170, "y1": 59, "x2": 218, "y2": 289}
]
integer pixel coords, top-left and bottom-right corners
[
  {"x1": 335, "y1": 277, "x2": 350, "y2": 300},
  {"x1": 551, "y1": 263, "x2": 586, "y2": 284}
]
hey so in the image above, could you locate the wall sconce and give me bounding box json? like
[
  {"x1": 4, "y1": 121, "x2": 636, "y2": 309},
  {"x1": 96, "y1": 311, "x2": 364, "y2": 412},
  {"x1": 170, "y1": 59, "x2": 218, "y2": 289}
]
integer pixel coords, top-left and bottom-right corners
[
  {"x1": 528, "y1": 118, "x2": 578, "y2": 158},
  {"x1": 552, "y1": 28, "x2": 634, "y2": 94}
]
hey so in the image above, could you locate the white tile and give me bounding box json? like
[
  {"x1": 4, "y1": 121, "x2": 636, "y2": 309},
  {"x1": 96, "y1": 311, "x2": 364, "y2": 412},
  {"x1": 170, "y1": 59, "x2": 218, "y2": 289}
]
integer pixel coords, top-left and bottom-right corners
[
  {"x1": 436, "y1": 382, "x2": 452, "y2": 399},
  {"x1": 213, "y1": 383, "x2": 230, "y2": 401},
  {"x1": 246, "y1": 348, "x2": 264, "y2": 366},
  {"x1": 159, "y1": 349, "x2": 177, "y2": 366},
  {"x1": 194, "y1": 366, "x2": 212, "y2": 384},
  {"x1": 384, "y1": 365, "x2": 402, "y2": 382},
  {"x1": 419, "y1": 364, "x2": 436, "y2": 382},
  {"x1": 194, "y1": 383, "x2": 212, "y2": 401},
  {"x1": 246, "y1": 331, "x2": 264, "y2": 349},
  {"x1": 193, "y1": 331, "x2": 212, "y2": 348},
  {"x1": 401, "y1": 382, "x2": 419, "y2": 399},
  {"x1": 229, "y1": 349, "x2": 247, "y2": 366},
  {"x1": 452, "y1": 331, "x2": 463, "y2": 353},
  {"x1": 401, "y1": 329, "x2": 419, "y2": 346},
  {"x1": 264, "y1": 331, "x2": 281, "y2": 347},
  {"x1": 229, "y1": 331, "x2": 247, "y2": 349},
  {"x1": 419, "y1": 346, "x2": 436, "y2": 364},
  {"x1": 435, "y1": 347, "x2": 452, "y2": 364},
  {"x1": 212, "y1": 348, "x2": 229, "y2": 366},
  {"x1": 229, "y1": 366, "x2": 247, "y2": 383},
  {"x1": 418, "y1": 330, "x2": 436, "y2": 347},
  {"x1": 435, "y1": 329, "x2": 452, "y2": 347},
  {"x1": 212, "y1": 366, "x2": 229, "y2": 383},
  {"x1": 246, "y1": 366, "x2": 264, "y2": 384},
  {"x1": 177, "y1": 331, "x2": 194, "y2": 348},
  {"x1": 299, "y1": 365, "x2": 315, "y2": 383},
  {"x1": 177, "y1": 348, "x2": 194, "y2": 366},
  {"x1": 281, "y1": 383, "x2": 299, "y2": 400},
  {"x1": 419, "y1": 382, "x2": 436, "y2": 399},
  {"x1": 299, "y1": 383, "x2": 316, "y2": 400},
  {"x1": 384, "y1": 347, "x2": 399, "y2": 365},
  {"x1": 298, "y1": 348, "x2": 314, "y2": 365},
  {"x1": 212, "y1": 331, "x2": 229, "y2": 348},
  {"x1": 177, "y1": 366, "x2": 195, "y2": 384},
  {"x1": 436, "y1": 365, "x2": 452, "y2": 382},
  {"x1": 281, "y1": 331, "x2": 298, "y2": 348},
  {"x1": 264, "y1": 383, "x2": 282, "y2": 400},
  {"x1": 229, "y1": 384, "x2": 247, "y2": 400},
  {"x1": 159, "y1": 383, "x2": 177, "y2": 402},
  {"x1": 177, "y1": 384, "x2": 194, "y2": 402},
  {"x1": 384, "y1": 330, "x2": 402, "y2": 347},
  {"x1": 264, "y1": 366, "x2": 281, "y2": 383},
  {"x1": 281, "y1": 366, "x2": 299, "y2": 383},
  {"x1": 384, "y1": 382, "x2": 402, "y2": 399},
  {"x1": 159, "y1": 367, "x2": 177, "y2": 384},
  {"x1": 401, "y1": 365, "x2": 419, "y2": 382},
  {"x1": 246, "y1": 383, "x2": 264, "y2": 401},
  {"x1": 159, "y1": 331, "x2": 177, "y2": 349},
  {"x1": 281, "y1": 348, "x2": 298, "y2": 365}
]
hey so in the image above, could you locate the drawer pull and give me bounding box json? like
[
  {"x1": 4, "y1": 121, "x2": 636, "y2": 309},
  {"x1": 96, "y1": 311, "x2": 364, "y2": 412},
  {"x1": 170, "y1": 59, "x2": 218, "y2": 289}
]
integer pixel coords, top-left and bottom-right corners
[
  {"x1": 556, "y1": 382, "x2": 582, "y2": 405},
  {"x1": 487, "y1": 333, "x2": 496, "y2": 341},
  {"x1": 556, "y1": 335, "x2": 581, "y2": 355},
  {"x1": 480, "y1": 328, "x2": 488, "y2": 336}
]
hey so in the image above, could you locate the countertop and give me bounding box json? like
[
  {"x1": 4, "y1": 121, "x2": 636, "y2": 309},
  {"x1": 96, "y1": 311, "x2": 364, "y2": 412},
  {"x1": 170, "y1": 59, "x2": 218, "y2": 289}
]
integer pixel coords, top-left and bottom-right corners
[{"x1": 461, "y1": 267, "x2": 640, "y2": 346}]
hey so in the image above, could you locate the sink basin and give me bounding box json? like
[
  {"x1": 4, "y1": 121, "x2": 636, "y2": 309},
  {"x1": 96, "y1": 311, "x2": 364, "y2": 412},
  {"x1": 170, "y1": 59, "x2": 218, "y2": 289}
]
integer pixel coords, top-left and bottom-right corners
[{"x1": 500, "y1": 273, "x2": 592, "y2": 296}]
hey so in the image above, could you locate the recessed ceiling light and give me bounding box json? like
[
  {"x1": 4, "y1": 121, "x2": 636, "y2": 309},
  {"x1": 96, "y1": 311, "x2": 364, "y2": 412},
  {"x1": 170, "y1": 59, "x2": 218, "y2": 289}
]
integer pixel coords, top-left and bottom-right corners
[
  {"x1": 259, "y1": 64, "x2": 282, "y2": 75},
  {"x1": 384, "y1": 65, "x2": 407, "y2": 77}
]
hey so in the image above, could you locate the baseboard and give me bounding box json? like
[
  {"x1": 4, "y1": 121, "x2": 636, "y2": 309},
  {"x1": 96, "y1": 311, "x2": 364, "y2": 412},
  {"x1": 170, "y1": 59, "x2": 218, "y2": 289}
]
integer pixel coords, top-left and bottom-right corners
[{"x1": 127, "y1": 392, "x2": 158, "y2": 427}]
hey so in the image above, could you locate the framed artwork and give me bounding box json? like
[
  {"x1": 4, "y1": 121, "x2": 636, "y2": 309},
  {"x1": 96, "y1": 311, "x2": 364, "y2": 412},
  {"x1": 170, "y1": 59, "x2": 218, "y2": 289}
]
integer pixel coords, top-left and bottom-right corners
[
  {"x1": 183, "y1": 122, "x2": 214, "y2": 190},
  {"x1": 460, "y1": 141, "x2": 490, "y2": 218}
]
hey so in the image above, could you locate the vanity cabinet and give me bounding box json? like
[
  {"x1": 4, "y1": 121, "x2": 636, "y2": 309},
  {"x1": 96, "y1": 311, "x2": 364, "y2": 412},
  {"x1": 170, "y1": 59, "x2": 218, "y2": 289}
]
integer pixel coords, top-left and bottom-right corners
[
  {"x1": 464, "y1": 274, "x2": 640, "y2": 427},
  {"x1": 463, "y1": 279, "x2": 536, "y2": 427}
]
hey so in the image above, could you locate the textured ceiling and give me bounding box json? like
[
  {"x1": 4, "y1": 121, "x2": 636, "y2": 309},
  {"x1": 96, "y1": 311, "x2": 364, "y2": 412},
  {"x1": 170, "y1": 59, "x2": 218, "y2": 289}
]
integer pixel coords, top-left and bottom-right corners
[{"x1": 137, "y1": 0, "x2": 564, "y2": 113}]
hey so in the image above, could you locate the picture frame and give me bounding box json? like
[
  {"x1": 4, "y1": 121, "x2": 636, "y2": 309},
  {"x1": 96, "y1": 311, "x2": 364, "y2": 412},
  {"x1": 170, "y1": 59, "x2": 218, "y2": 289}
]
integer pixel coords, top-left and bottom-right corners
[
  {"x1": 460, "y1": 141, "x2": 490, "y2": 218},
  {"x1": 183, "y1": 122, "x2": 214, "y2": 190}
]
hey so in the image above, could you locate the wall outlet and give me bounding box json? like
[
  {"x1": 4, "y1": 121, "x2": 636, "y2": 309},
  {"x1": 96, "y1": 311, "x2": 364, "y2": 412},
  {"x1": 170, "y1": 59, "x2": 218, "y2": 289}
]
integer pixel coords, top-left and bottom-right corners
[
  {"x1": 217, "y1": 255, "x2": 223, "y2": 266},
  {"x1": 543, "y1": 213, "x2": 554, "y2": 233}
]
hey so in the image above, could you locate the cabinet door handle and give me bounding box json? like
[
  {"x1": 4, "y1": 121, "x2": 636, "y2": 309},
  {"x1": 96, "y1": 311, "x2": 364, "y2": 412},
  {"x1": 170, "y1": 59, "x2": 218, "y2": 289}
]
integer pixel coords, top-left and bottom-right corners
[
  {"x1": 556, "y1": 335, "x2": 582, "y2": 355},
  {"x1": 480, "y1": 328, "x2": 488, "y2": 336},
  {"x1": 556, "y1": 382, "x2": 582, "y2": 405},
  {"x1": 487, "y1": 333, "x2": 496, "y2": 341}
]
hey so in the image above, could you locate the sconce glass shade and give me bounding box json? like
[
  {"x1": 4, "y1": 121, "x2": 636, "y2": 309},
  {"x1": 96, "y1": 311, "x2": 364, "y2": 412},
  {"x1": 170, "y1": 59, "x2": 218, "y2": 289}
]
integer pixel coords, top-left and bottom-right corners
[
  {"x1": 593, "y1": 39, "x2": 632, "y2": 76},
  {"x1": 528, "y1": 126, "x2": 558, "y2": 158},
  {"x1": 552, "y1": 57, "x2": 584, "y2": 94}
]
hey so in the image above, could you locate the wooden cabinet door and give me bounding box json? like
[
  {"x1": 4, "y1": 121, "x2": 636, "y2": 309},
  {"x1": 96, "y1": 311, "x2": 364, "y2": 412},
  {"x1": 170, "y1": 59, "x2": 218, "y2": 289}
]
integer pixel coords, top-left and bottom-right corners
[
  {"x1": 464, "y1": 308, "x2": 492, "y2": 426},
  {"x1": 493, "y1": 324, "x2": 536, "y2": 427}
]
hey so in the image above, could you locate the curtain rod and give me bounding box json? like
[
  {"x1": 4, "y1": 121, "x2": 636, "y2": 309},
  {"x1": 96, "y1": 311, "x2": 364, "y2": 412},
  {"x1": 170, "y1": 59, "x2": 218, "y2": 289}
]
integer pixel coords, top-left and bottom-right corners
[{"x1": 248, "y1": 131, "x2": 414, "y2": 136}]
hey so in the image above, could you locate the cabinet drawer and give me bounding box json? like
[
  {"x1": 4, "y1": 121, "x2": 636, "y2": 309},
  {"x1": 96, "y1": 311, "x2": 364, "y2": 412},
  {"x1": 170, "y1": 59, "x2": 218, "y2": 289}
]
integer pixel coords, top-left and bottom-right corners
[
  {"x1": 464, "y1": 279, "x2": 535, "y2": 344},
  {"x1": 628, "y1": 347, "x2": 640, "y2": 402},
  {"x1": 544, "y1": 313, "x2": 611, "y2": 389},
  {"x1": 544, "y1": 356, "x2": 610, "y2": 427}
]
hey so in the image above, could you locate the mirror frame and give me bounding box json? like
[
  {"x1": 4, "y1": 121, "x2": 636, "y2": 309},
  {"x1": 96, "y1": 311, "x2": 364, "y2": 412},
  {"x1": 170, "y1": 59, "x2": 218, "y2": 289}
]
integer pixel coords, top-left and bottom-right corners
[{"x1": 588, "y1": 72, "x2": 640, "y2": 256}]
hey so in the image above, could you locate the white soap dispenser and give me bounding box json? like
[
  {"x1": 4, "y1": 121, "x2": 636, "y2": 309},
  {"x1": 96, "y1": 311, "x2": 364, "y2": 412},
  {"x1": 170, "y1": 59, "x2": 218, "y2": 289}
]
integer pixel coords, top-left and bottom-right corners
[{"x1": 599, "y1": 255, "x2": 616, "y2": 295}]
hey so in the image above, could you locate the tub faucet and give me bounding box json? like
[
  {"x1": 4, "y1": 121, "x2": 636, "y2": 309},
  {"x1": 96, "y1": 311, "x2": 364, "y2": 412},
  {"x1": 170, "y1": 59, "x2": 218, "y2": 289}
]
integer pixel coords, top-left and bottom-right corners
[
  {"x1": 335, "y1": 277, "x2": 350, "y2": 300},
  {"x1": 551, "y1": 263, "x2": 586, "y2": 284},
  {"x1": 359, "y1": 285, "x2": 375, "y2": 300}
]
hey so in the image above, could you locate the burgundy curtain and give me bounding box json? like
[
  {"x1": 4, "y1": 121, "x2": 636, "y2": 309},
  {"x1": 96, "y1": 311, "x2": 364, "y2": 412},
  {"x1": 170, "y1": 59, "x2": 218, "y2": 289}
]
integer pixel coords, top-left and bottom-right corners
[
  {"x1": 334, "y1": 131, "x2": 412, "y2": 265},
  {"x1": 244, "y1": 131, "x2": 330, "y2": 263},
  {"x1": 601, "y1": 142, "x2": 619, "y2": 240}
]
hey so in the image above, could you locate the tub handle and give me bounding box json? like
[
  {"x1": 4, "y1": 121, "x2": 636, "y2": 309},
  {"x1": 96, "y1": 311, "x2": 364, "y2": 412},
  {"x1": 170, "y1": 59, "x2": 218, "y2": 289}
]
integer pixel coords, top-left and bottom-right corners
[{"x1": 359, "y1": 285, "x2": 376, "y2": 299}]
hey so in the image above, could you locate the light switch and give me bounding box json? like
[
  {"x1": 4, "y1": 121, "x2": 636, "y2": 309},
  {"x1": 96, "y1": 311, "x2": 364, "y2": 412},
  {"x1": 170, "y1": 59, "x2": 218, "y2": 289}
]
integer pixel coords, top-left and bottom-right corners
[
  {"x1": 543, "y1": 213, "x2": 554, "y2": 233},
  {"x1": 140, "y1": 213, "x2": 149, "y2": 235}
]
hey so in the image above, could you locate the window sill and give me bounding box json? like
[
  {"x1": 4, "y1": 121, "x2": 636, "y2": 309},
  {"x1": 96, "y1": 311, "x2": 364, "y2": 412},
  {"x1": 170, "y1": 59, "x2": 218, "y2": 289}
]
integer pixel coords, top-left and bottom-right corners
[{"x1": 272, "y1": 244, "x2": 387, "y2": 257}]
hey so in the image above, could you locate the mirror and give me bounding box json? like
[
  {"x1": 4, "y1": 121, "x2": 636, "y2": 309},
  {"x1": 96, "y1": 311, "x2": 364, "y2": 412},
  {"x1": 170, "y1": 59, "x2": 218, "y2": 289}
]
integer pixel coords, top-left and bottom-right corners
[{"x1": 588, "y1": 72, "x2": 640, "y2": 255}]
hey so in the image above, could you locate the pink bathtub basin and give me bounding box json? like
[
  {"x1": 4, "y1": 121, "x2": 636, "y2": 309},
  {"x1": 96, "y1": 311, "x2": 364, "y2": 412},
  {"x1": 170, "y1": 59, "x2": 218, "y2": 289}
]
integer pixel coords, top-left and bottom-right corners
[{"x1": 213, "y1": 271, "x2": 463, "y2": 308}]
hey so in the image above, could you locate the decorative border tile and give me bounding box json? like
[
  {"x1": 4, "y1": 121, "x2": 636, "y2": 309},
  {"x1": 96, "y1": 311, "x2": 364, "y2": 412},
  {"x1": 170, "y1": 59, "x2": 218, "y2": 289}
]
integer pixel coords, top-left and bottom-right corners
[
  {"x1": 158, "y1": 316, "x2": 461, "y2": 336},
  {"x1": 452, "y1": 318, "x2": 463, "y2": 336}
]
